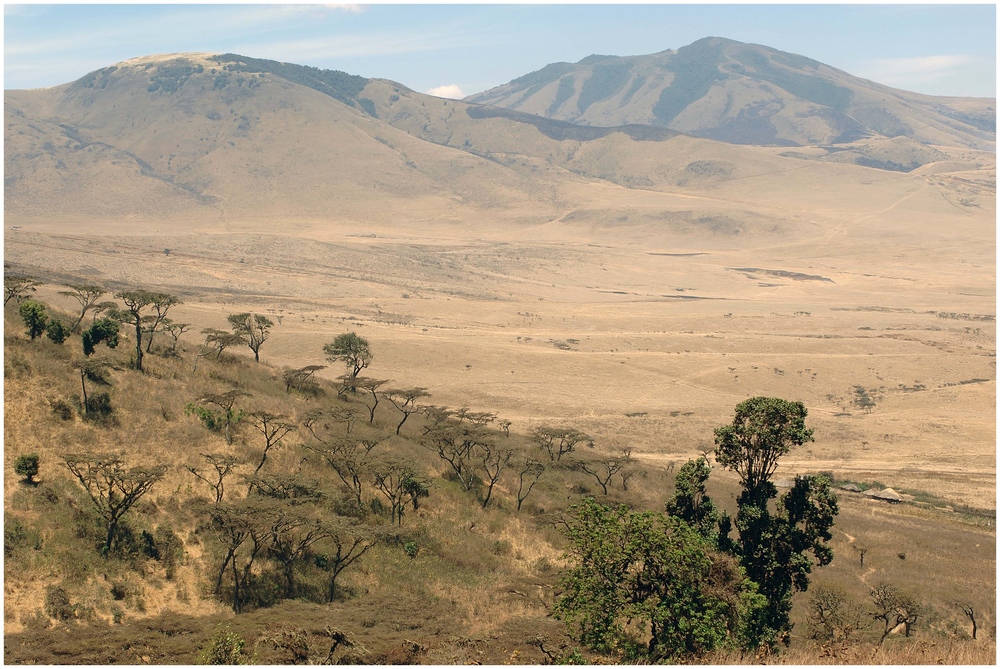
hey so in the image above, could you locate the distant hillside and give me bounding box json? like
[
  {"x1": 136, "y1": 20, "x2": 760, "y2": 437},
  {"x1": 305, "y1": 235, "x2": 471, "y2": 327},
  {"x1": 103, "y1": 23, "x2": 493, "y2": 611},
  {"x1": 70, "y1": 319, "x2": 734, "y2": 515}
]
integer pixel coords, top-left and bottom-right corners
[
  {"x1": 467, "y1": 37, "x2": 996, "y2": 150},
  {"x1": 5, "y1": 50, "x2": 995, "y2": 227}
]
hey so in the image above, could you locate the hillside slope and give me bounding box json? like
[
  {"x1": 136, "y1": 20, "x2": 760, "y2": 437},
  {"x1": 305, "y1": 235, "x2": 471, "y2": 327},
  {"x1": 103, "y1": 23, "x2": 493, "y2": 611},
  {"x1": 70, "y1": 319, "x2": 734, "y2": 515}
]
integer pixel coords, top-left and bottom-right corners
[{"x1": 467, "y1": 37, "x2": 996, "y2": 151}]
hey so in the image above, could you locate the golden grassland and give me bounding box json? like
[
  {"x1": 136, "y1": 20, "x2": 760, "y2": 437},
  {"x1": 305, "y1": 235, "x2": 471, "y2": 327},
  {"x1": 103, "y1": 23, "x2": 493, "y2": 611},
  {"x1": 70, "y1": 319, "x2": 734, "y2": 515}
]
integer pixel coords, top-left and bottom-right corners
[{"x1": 3, "y1": 297, "x2": 995, "y2": 664}]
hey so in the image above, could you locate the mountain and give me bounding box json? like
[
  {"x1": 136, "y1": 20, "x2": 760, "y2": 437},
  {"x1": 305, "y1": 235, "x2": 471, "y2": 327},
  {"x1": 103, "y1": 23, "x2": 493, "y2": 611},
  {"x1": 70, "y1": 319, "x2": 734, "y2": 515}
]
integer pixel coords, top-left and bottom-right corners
[
  {"x1": 466, "y1": 37, "x2": 995, "y2": 151},
  {"x1": 5, "y1": 50, "x2": 995, "y2": 230}
]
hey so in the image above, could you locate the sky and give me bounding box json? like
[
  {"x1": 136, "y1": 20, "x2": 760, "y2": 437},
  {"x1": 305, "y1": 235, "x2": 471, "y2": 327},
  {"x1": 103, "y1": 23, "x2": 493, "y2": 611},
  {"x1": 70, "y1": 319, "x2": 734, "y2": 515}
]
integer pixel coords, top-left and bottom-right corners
[{"x1": 3, "y1": 3, "x2": 996, "y2": 99}]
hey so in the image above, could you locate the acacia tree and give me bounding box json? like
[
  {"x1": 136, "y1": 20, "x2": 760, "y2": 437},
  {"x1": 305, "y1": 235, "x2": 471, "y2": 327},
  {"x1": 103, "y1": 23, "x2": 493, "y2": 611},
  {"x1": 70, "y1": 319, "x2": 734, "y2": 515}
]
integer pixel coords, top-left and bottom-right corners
[
  {"x1": 314, "y1": 519, "x2": 379, "y2": 602},
  {"x1": 579, "y1": 448, "x2": 634, "y2": 495},
  {"x1": 352, "y1": 377, "x2": 389, "y2": 424},
  {"x1": 714, "y1": 396, "x2": 839, "y2": 646},
  {"x1": 324, "y1": 332, "x2": 372, "y2": 386},
  {"x1": 245, "y1": 411, "x2": 297, "y2": 480},
  {"x1": 187, "y1": 390, "x2": 250, "y2": 445},
  {"x1": 4, "y1": 274, "x2": 39, "y2": 305},
  {"x1": 266, "y1": 508, "x2": 331, "y2": 599},
  {"x1": 209, "y1": 501, "x2": 272, "y2": 613},
  {"x1": 143, "y1": 292, "x2": 181, "y2": 353},
  {"x1": 370, "y1": 458, "x2": 425, "y2": 525},
  {"x1": 532, "y1": 426, "x2": 590, "y2": 461},
  {"x1": 62, "y1": 452, "x2": 167, "y2": 555},
  {"x1": 381, "y1": 386, "x2": 430, "y2": 434},
  {"x1": 228, "y1": 312, "x2": 274, "y2": 362},
  {"x1": 59, "y1": 284, "x2": 105, "y2": 333},
  {"x1": 283, "y1": 365, "x2": 326, "y2": 393},
  {"x1": 515, "y1": 457, "x2": 545, "y2": 512},
  {"x1": 162, "y1": 319, "x2": 191, "y2": 352},
  {"x1": 113, "y1": 290, "x2": 159, "y2": 370},
  {"x1": 477, "y1": 441, "x2": 513, "y2": 509},
  {"x1": 302, "y1": 411, "x2": 379, "y2": 509},
  {"x1": 187, "y1": 453, "x2": 241, "y2": 504}
]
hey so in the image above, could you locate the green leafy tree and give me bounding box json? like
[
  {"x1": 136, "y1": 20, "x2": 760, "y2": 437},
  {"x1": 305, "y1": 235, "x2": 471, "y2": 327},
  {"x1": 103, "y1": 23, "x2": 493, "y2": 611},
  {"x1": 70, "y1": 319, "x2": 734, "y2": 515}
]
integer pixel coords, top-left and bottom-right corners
[
  {"x1": 18, "y1": 299, "x2": 48, "y2": 339},
  {"x1": 714, "y1": 397, "x2": 838, "y2": 645},
  {"x1": 228, "y1": 312, "x2": 274, "y2": 362},
  {"x1": 14, "y1": 453, "x2": 40, "y2": 484},
  {"x1": 186, "y1": 390, "x2": 249, "y2": 445},
  {"x1": 665, "y1": 456, "x2": 721, "y2": 541},
  {"x1": 554, "y1": 498, "x2": 767, "y2": 661},
  {"x1": 46, "y1": 319, "x2": 70, "y2": 344},
  {"x1": 323, "y1": 332, "x2": 372, "y2": 384},
  {"x1": 82, "y1": 317, "x2": 120, "y2": 356}
]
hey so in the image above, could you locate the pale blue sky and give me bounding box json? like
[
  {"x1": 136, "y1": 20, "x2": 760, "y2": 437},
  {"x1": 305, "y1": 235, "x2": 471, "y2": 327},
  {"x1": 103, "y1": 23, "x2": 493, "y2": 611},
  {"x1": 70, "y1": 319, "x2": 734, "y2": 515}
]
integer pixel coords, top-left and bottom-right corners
[{"x1": 4, "y1": 4, "x2": 996, "y2": 98}]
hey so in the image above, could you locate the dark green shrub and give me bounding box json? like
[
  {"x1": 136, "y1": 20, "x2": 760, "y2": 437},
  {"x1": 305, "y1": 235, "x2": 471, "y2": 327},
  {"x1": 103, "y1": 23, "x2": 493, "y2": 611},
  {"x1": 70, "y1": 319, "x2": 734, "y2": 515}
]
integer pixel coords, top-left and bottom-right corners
[
  {"x1": 46, "y1": 319, "x2": 70, "y2": 344},
  {"x1": 14, "y1": 453, "x2": 40, "y2": 483},
  {"x1": 200, "y1": 624, "x2": 250, "y2": 665},
  {"x1": 18, "y1": 300, "x2": 48, "y2": 339}
]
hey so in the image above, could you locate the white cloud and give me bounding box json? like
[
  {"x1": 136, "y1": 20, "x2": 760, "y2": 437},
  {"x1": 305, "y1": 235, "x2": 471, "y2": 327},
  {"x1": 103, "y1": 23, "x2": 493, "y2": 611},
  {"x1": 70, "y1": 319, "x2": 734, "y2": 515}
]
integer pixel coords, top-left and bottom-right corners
[
  {"x1": 426, "y1": 84, "x2": 464, "y2": 99},
  {"x1": 858, "y1": 54, "x2": 975, "y2": 87}
]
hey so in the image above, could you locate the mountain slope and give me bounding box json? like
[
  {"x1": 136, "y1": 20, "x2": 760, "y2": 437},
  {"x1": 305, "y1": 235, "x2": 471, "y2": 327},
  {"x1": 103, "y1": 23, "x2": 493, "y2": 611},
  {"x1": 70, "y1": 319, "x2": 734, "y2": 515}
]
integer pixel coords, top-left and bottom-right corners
[
  {"x1": 5, "y1": 54, "x2": 576, "y2": 226},
  {"x1": 467, "y1": 37, "x2": 996, "y2": 150}
]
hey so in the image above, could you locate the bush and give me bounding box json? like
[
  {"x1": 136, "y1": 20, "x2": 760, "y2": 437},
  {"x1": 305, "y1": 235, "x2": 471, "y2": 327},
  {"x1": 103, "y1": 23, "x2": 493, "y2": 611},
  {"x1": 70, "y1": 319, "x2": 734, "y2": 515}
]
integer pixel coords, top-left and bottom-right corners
[
  {"x1": 4, "y1": 515, "x2": 43, "y2": 557},
  {"x1": 44, "y1": 586, "x2": 75, "y2": 621},
  {"x1": 46, "y1": 319, "x2": 70, "y2": 344},
  {"x1": 14, "y1": 453, "x2": 40, "y2": 483},
  {"x1": 18, "y1": 300, "x2": 48, "y2": 339},
  {"x1": 50, "y1": 398, "x2": 75, "y2": 421},
  {"x1": 201, "y1": 625, "x2": 251, "y2": 665}
]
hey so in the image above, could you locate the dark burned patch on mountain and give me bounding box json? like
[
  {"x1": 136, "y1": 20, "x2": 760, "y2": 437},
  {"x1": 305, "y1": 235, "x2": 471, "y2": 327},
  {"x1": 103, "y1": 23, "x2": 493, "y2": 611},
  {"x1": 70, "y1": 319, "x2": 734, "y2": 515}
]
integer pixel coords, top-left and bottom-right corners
[
  {"x1": 209, "y1": 54, "x2": 370, "y2": 112},
  {"x1": 466, "y1": 105, "x2": 677, "y2": 142}
]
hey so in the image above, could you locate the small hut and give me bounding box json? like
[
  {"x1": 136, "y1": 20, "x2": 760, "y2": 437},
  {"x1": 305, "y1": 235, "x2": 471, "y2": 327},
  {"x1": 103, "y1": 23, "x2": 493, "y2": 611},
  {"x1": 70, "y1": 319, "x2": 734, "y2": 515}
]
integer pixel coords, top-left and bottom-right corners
[
  {"x1": 870, "y1": 488, "x2": 902, "y2": 504},
  {"x1": 840, "y1": 483, "x2": 862, "y2": 493}
]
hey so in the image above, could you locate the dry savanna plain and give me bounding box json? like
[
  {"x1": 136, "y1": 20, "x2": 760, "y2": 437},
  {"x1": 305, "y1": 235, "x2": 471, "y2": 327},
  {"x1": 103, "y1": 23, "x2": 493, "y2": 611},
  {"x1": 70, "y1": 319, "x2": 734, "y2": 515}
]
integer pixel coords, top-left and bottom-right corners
[{"x1": 3, "y1": 49, "x2": 997, "y2": 663}]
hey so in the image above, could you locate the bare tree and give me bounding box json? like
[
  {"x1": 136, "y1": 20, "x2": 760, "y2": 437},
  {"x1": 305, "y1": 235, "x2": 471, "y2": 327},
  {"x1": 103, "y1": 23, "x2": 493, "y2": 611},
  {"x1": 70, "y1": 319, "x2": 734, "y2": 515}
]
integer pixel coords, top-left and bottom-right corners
[
  {"x1": 4, "y1": 274, "x2": 40, "y2": 305},
  {"x1": 266, "y1": 507, "x2": 331, "y2": 598},
  {"x1": 245, "y1": 411, "x2": 297, "y2": 480},
  {"x1": 209, "y1": 501, "x2": 272, "y2": 613},
  {"x1": 59, "y1": 284, "x2": 105, "y2": 333},
  {"x1": 579, "y1": 448, "x2": 634, "y2": 495},
  {"x1": 515, "y1": 457, "x2": 545, "y2": 512},
  {"x1": 806, "y1": 586, "x2": 866, "y2": 643},
  {"x1": 315, "y1": 519, "x2": 379, "y2": 602},
  {"x1": 532, "y1": 426, "x2": 590, "y2": 461},
  {"x1": 302, "y1": 412, "x2": 379, "y2": 508},
  {"x1": 958, "y1": 603, "x2": 978, "y2": 640},
  {"x1": 187, "y1": 453, "x2": 240, "y2": 504},
  {"x1": 478, "y1": 441, "x2": 513, "y2": 509},
  {"x1": 420, "y1": 409, "x2": 489, "y2": 492},
  {"x1": 870, "y1": 583, "x2": 922, "y2": 645},
  {"x1": 382, "y1": 387, "x2": 430, "y2": 435},
  {"x1": 62, "y1": 452, "x2": 166, "y2": 555}
]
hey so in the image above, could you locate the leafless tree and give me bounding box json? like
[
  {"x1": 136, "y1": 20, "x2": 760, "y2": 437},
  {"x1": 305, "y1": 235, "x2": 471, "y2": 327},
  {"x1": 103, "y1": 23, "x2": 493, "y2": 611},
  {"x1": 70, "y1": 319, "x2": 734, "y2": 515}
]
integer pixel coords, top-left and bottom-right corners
[
  {"x1": 870, "y1": 583, "x2": 922, "y2": 645},
  {"x1": 4, "y1": 274, "x2": 40, "y2": 305},
  {"x1": 245, "y1": 411, "x2": 297, "y2": 484},
  {"x1": 579, "y1": 448, "x2": 634, "y2": 495},
  {"x1": 958, "y1": 603, "x2": 978, "y2": 640},
  {"x1": 162, "y1": 319, "x2": 191, "y2": 352},
  {"x1": 515, "y1": 457, "x2": 545, "y2": 512},
  {"x1": 478, "y1": 441, "x2": 513, "y2": 509},
  {"x1": 187, "y1": 453, "x2": 240, "y2": 504}
]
